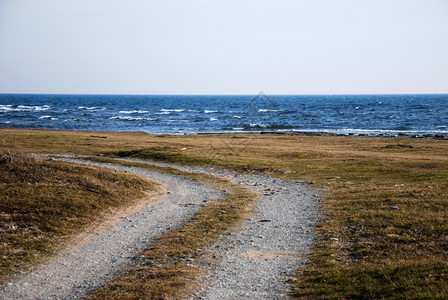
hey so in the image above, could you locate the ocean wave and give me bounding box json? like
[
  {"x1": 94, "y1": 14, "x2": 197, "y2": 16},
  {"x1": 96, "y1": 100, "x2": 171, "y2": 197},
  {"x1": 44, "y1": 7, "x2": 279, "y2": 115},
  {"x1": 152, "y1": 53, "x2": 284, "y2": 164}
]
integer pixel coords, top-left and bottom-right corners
[
  {"x1": 78, "y1": 106, "x2": 100, "y2": 110},
  {"x1": 109, "y1": 116, "x2": 157, "y2": 121},
  {"x1": 204, "y1": 110, "x2": 218, "y2": 113},
  {"x1": 0, "y1": 105, "x2": 51, "y2": 112},
  {"x1": 233, "y1": 115, "x2": 242, "y2": 119},
  {"x1": 210, "y1": 117, "x2": 218, "y2": 121},
  {"x1": 119, "y1": 110, "x2": 150, "y2": 114},
  {"x1": 258, "y1": 109, "x2": 281, "y2": 112},
  {"x1": 39, "y1": 115, "x2": 58, "y2": 120},
  {"x1": 0, "y1": 105, "x2": 13, "y2": 112},
  {"x1": 161, "y1": 109, "x2": 185, "y2": 112},
  {"x1": 250, "y1": 123, "x2": 268, "y2": 128},
  {"x1": 18, "y1": 105, "x2": 51, "y2": 111},
  {"x1": 34, "y1": 105, "x2": 51, "y2": 111}
]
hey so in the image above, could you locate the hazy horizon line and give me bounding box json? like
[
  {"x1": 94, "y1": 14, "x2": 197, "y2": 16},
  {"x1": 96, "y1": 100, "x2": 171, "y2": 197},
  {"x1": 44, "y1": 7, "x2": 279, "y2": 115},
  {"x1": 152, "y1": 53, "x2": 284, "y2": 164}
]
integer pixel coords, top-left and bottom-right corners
[{"x1": 1, "y1": 92, "x2": 448, "y2": 97}]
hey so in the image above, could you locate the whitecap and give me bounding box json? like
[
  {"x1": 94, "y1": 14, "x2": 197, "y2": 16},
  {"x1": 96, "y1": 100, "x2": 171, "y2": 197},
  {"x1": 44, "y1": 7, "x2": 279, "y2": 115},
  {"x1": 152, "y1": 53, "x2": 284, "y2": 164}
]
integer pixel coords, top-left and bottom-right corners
[
  {"x1": 110, "y1": 115, "x2": 156, "y2": 121},
  {"x1": 119, "y1": 110, "x2": 150, "y2": 114},
  {"x1": 210, "y1": 117, "x2": 218, "y2": 121},
  {"x1": 35, "y1": 105, "x2": 51, "y2": 111},
  {"x1": 233, "y1": 115, "x2": 242, "y2": 119},
  {"x1": 114, "y1": 116, "x2": 142, "y2": 121},
  {"x1": 204, "y1": 110, "x2": 218, "y2": 113},
  {"x1": 0, "y1": 105, "x2": 13, "y2": 112},
  {"x1": 10, "y1": 105, "x2": 33, "y2": 112},
  {"x1": 250, "y1": 123, "x2": 268, "y2": 128},
  {"x1": 13, "y1": 105, "x2": 50, "y2": 111},
  {"x1": 39, "y1": 115, "x2": 53, "y2": 119},
  {"x1": 17, "y1": 105, "x2": 34, "y2": 109},
  {"x1": 78, "y1": 106, "x2": 99, "y2": 110},
  {"x1": 123, "y1": 117, "x2": 143, "y2": 121},
  {"x1": 258, "y1": 109, "x2": 281, "y2": 112},
  {"x1": 161, "y1": 109, "x2": 185, "y2": 112}
]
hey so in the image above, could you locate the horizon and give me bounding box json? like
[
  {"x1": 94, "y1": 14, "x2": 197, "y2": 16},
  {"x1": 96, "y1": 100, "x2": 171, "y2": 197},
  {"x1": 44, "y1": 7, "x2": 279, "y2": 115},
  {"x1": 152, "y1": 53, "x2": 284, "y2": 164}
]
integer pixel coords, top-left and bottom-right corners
[{"x1": 2, "y1": 92, "x2": 448, "y2": 97}]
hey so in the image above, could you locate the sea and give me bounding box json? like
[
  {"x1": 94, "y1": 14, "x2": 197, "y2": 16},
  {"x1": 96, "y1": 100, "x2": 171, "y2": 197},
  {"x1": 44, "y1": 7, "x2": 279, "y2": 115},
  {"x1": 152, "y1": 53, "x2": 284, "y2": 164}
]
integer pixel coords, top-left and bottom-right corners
[{"x1": 1, "y1": 93, "x2": 447, "y2": 137}]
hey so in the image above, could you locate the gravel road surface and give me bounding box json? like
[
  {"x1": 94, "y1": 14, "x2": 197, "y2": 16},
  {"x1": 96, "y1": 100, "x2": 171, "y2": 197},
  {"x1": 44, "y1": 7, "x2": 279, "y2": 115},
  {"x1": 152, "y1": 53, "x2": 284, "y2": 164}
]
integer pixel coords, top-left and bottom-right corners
[{"x1": 0, "y1": 157, "x2": 320, "y2": 300}]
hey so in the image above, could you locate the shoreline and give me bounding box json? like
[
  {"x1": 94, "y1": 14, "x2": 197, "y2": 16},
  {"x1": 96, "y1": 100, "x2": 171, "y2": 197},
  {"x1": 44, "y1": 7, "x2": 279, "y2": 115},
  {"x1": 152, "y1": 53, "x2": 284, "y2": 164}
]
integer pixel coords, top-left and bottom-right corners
[
  {"x1": 205, "y1": 130, "x2": 448, "y2": 139},
  {"x1": 1, "y1": 126, "x2": 448, "y2": 140}
]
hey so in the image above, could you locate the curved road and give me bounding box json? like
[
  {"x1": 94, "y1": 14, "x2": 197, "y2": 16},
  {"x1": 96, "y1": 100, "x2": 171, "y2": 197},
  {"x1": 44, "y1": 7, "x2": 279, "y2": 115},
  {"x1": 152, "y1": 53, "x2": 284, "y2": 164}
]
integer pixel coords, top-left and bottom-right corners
[{"x1": 0, "y1": 159, "x2": 320, "y2": 299}]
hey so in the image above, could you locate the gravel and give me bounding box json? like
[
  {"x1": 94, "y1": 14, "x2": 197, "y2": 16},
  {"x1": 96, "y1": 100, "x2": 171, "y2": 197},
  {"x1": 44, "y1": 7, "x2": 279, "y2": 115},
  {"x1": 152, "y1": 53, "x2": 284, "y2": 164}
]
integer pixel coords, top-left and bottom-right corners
[{"x1": 0, "y1": 157, "x2": 320, "y2": 300}]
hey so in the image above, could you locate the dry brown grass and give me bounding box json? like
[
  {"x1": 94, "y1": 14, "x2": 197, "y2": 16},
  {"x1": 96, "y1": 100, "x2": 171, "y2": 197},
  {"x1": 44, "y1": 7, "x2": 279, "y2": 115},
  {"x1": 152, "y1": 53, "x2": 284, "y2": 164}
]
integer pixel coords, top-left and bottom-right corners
[
  {"x1": 1, "y1": 128, "x2": 448, "y2": 297},
  {"x1": 0, "y1": 152, "x2": 156, "y2": 284}
]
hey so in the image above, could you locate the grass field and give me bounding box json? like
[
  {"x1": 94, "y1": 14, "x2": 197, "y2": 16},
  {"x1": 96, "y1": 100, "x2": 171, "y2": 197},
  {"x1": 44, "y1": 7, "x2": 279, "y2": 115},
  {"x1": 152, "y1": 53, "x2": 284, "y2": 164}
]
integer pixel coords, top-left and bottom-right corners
[{"x1": 1, "y1": 128, "x2": 448, "y2": 298}]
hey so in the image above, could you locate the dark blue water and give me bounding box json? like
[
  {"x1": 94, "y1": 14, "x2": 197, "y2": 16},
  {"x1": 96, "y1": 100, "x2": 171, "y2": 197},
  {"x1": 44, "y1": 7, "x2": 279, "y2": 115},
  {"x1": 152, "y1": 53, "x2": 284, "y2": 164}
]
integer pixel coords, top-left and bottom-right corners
[{"x1": 1, "y1": 94, "x2": 447, "y2": 136}]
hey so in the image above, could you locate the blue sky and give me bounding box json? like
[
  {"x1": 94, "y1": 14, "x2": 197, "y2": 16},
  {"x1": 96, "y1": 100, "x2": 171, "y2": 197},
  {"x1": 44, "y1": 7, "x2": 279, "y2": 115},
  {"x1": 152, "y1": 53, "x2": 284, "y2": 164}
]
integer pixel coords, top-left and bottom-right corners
[{"x1": 0, "y1": 0, "x2": 447, "y2": 94}]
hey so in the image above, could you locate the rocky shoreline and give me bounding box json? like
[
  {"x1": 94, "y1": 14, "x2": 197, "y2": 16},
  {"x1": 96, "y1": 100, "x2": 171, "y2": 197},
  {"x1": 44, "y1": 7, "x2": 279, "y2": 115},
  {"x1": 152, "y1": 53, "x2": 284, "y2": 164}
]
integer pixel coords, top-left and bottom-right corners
[
  {"x1": 268, "y1": 131, "x2": 448, "y2": 139},
  {"x1": 197, "y1": 131, "x2": 448, "y2": 139}
]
